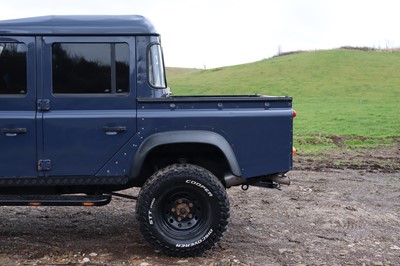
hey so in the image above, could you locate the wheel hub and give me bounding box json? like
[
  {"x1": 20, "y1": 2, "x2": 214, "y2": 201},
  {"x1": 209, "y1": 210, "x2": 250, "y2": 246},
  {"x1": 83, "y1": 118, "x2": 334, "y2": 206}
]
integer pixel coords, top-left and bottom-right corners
[
  {"x1": 172, "y1": 200, "x2": 193, "y2": 219},
  {"x1": 165, "y1": 197, "x2": 200, "y2": 229}
]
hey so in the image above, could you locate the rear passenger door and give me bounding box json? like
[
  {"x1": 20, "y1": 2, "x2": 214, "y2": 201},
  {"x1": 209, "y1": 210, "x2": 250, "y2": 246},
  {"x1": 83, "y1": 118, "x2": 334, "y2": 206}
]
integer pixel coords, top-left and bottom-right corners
[
  {"x1": 39, "y1": 37, "x2": 137, "y2": 176},
  {"x1": 0, "y1": 37, "x2": 37, "y2": 177}
]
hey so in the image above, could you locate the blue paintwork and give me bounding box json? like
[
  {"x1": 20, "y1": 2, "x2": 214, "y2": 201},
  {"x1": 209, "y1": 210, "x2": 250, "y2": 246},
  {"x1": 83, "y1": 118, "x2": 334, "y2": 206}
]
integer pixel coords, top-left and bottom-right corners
[
  {"x1": 42, "y1": 110, "x2": 136, "y2": 176},
  {"x1": 98, "y1": 98, "x2": 293, "y2": 180},
  {"x1": 39, "y1": 36, "x2": 138, "y2": 176},
  {"x1": 0, "y1": 15, "x2": 293, "y2": 187},
  {"x1": 135, "y1": 101, "x2": 293, "y2": 178},
  {"x1": 0, "y1": 111, "x2": 37, "y2": 177}
]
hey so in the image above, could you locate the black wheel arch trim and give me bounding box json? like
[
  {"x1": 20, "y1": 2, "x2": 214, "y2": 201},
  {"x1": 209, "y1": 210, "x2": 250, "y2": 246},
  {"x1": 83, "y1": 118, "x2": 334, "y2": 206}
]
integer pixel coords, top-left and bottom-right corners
[{"x1": 130, "y1": 130, "x2": 241, "y2": 178}]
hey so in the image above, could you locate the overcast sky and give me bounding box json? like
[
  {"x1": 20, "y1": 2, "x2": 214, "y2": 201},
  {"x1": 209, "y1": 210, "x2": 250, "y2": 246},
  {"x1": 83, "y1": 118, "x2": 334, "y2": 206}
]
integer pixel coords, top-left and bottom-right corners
[{"x1": 1, "y1": 0, "x2": 400, "y2": 68}]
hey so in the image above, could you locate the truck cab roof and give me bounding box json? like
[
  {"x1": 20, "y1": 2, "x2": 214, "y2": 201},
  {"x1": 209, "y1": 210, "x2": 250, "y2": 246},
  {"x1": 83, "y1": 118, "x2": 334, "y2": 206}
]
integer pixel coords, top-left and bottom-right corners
[{"x1": 0, "y1": 15, "x2": 158, "y2": 36}]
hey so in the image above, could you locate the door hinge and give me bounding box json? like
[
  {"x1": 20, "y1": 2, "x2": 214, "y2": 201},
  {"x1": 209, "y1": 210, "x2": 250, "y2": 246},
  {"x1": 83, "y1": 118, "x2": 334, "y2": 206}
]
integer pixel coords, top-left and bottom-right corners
[
  {"x1": 37, "y1": 99, "x2": 50, "y2": 111},
  {"x1": 38, "y1": 159, "x2": 51, "y2": 171}
]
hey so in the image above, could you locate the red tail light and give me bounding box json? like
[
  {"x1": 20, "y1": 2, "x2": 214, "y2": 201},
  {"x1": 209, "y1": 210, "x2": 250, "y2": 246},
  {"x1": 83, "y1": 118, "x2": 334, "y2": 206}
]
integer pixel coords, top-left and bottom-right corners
[{"x1": 292, "y1": 109, "x2": 297, "y2": 118}]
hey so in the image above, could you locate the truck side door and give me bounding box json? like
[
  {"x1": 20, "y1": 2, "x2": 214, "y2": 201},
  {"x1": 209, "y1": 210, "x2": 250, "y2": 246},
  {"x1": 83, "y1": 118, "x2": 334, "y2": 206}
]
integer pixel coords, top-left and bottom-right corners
[
  {"x1": 0, "y1": 37, "x2": 37, "y2": 177},
  {"x1": 39, "y1": 36, "x2": 137, "y2": 176}
]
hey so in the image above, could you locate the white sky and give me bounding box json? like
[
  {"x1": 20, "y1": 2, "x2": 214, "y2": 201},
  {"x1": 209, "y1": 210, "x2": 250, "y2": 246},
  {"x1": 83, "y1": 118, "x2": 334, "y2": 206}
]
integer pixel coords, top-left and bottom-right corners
[{"x1": 1, "y1": 0, "x2": 400, "y2": 68}]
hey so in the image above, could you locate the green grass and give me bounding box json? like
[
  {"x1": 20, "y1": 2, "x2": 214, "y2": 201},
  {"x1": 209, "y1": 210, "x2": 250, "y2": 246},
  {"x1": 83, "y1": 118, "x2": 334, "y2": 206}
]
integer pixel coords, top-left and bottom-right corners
[
  {"x1": 166, "y1": 67, "x2": 201, "y2": 78},
  {"x1": 167, "y1": 49, "x2": 400, "y2": 153}
]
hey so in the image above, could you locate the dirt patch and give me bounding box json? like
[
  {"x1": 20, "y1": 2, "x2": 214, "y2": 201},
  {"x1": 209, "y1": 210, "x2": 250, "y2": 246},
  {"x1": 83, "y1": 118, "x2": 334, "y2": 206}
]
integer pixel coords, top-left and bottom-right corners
[
  {"x1": 296, "y1": 145, "x2": 400, "y2": 173},
  {"x1": 0, "y1": 149, "x2": 399, "y2": 265}
]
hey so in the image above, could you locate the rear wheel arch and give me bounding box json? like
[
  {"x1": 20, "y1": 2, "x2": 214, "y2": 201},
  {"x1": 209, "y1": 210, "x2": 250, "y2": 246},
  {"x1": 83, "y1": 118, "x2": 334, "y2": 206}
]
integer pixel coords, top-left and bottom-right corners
[{"x1": 130, "y1": 130, "x2": 241, "y2": 183}]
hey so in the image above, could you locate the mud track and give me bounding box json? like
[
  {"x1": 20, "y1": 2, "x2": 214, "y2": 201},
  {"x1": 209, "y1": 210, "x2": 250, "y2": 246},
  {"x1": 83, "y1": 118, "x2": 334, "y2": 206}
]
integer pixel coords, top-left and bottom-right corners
[{"x1": 0, "y1": 147, "x2": 399, "y2": 265}]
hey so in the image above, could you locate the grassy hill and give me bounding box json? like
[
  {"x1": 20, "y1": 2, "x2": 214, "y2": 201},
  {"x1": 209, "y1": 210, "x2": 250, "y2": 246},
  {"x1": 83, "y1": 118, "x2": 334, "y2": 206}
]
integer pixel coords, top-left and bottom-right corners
[
  {"x1": 166, "y1": 67, "x2": 201, "y2": 78},
  {"x1": 167, "y1": 49, "x2": 400, "y2": 152}
]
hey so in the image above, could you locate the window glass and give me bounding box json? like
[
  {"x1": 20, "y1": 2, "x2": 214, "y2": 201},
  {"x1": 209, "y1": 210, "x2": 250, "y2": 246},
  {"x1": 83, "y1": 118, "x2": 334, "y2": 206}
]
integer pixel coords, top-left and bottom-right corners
[
  {"x1": 0, "y1": 43, "x2": 27, "y2": 95},
  {"x1": 115, "y1": 43, "x2": 130, "y2": 93},
  {"x1": 52, "y1": 43, "x2": 129, "y2": 94},
  {"x1": 148, "y1": 44, "x2": 166, "y2": 88}
]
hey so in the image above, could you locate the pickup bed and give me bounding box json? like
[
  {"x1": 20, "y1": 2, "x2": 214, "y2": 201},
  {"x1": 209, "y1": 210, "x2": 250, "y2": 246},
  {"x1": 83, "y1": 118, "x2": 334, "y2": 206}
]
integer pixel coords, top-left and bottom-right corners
[{"x1": 0, "y1": 15, "x2": 295, "y2": 256}]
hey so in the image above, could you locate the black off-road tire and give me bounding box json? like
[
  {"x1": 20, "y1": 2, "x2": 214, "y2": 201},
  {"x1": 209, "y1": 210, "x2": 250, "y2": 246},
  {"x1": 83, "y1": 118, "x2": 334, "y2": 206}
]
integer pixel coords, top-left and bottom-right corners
[{"x1": 136, "y1": 164, "x2": 230, "y2": 256}]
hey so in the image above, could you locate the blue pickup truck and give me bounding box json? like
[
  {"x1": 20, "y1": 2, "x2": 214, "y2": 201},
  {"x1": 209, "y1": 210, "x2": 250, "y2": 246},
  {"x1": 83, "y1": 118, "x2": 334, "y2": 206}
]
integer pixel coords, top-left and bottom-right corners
[{"x1": 0, "y1": 15, "x2": 295, "y2": 256}]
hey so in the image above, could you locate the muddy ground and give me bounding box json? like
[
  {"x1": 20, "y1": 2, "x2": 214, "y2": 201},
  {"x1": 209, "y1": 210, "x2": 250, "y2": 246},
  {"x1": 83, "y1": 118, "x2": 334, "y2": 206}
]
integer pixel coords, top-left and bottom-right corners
[{"x1": 0, "y1": 146, "x2": 399, "y2": 265}]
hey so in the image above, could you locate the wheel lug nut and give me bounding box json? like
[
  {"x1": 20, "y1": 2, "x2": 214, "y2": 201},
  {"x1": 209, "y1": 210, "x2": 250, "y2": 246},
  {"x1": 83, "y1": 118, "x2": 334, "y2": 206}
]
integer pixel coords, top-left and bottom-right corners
[
  {"x1": 171, "y1": 208, "x2": 175, "y2": 212},
  {"x1": 189, "y1": 203, "x2": 193, "y2": 208},
  {"x1": 188, "y1": 214, "x2": 193, "y2": 218},
  {"x1": 177, "y1": 217, "x2": 182, "y2": 222}
]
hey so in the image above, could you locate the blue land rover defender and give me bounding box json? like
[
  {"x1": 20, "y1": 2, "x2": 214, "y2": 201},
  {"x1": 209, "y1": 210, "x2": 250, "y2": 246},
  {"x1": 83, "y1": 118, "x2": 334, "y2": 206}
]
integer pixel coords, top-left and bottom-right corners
[{"x1": 0, "y1": 15, "x2": 295, "y2": 256}]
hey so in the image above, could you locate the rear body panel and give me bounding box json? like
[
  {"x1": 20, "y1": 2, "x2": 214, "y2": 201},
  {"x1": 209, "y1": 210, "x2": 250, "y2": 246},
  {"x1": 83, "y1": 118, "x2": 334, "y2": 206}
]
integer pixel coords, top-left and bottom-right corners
[{"x1": 136, "y1": 96, "x2": 293, "y2": 179}]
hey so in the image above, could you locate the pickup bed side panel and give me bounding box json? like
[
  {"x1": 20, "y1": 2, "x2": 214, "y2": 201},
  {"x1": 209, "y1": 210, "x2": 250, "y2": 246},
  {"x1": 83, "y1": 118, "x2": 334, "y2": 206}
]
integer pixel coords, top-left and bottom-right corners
[{"x1": 135, "y1": 97, "x2": 293, "y2": 179}]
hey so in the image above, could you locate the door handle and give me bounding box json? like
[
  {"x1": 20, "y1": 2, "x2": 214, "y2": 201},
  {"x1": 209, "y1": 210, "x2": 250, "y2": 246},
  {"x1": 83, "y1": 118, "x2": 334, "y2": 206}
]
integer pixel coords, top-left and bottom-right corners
[
  {"x1": 103, "y1": 126, "x2": 127, "y2": 136},
  {"x1": 1, "y1": 128, "x2": 27, "y2": 137}
]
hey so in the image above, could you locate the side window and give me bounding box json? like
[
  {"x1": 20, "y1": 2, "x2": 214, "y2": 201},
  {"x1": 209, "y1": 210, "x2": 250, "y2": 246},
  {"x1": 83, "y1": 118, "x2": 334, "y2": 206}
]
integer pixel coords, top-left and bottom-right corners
[
  {"x1": 0, "y1": 43, "x2": 27, "y2": 95},
  {"x1": 52, "y1": 43, "x2": 129, "y2": 94},
  {"x1": 148, "y1": 44, "x2": 166, "y2": 88}
]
